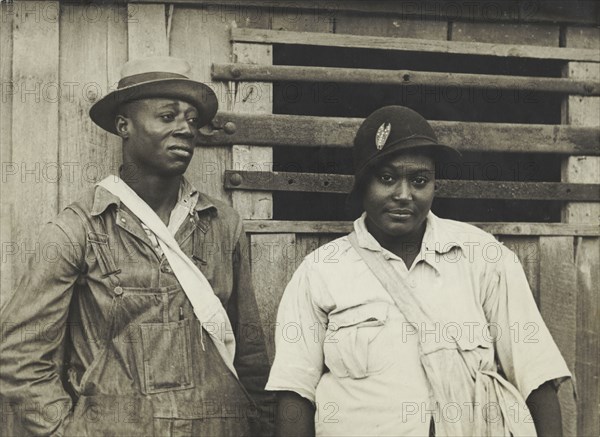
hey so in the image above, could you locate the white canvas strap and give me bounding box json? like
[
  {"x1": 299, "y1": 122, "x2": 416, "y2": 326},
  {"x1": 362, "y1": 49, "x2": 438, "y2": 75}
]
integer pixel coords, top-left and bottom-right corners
[{"x1": 98, "y1": 176, "x2": 237, "y2": 378}]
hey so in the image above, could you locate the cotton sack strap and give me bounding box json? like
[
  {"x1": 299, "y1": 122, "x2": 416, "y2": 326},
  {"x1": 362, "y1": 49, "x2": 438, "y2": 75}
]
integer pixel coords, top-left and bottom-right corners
[
  {"x1": 347, "y1": 231, "x2": 537, "y2": 436},
  {"x1": 98, "y1": 176, "x2": 238, "y2": 378}
]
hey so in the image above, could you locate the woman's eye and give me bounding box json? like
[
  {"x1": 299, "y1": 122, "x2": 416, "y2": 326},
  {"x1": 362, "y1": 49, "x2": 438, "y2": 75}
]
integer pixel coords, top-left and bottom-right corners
[
  {"x1": 378, "y1": 174, "x2": 395, "y2": 184},
  {"x1": 413, "y1": 177, "x2": 429, "y2": 185}
]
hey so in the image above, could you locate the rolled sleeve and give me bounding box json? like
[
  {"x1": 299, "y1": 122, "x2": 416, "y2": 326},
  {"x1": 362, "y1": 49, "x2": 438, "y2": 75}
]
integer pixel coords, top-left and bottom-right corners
[
  {"x1": 265, "y1": 261, "x2": 327, "y2": 403},
  {"x1": 483, "y1": 247, "x2": 572, "y2": 400}
]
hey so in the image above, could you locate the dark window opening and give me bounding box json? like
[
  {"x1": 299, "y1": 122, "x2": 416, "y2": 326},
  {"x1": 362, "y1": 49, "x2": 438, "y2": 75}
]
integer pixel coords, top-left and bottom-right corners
[{"x1": 272, "y1": 44, "x2": 565, "y2": 222}]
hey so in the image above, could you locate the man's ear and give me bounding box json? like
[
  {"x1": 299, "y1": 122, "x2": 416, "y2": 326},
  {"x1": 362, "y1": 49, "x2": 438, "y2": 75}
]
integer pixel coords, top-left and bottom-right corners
[{"x1": 115, "y1": 115, "x2": 129, "y2": 139}]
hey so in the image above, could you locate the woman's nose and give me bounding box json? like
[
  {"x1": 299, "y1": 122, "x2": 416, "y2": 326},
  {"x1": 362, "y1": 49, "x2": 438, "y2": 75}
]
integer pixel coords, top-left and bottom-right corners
[{"x1": 391, "y1": 180, "x2": 412, "y2": 200}]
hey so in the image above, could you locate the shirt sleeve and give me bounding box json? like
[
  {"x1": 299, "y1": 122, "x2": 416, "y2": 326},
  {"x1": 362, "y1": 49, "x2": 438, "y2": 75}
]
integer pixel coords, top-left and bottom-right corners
[
  {"x1": 265, "y1": 260, "x2": 328, "y2": 403},
  {"x1": 0, "y1": 217, "x2": 84, "y2": 436},
  {"x1": 482, "y1": 246, "x2": 572, "y2": 400}
]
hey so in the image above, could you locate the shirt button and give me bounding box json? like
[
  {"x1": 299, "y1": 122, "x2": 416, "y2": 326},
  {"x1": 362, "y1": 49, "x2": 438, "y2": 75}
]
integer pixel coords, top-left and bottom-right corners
[
  {"x1": 114, "y1": 286, "x2": 123, "y2": 295},
  {"x1": 409, "y1": 280, "x2": 417, "y2": 288},
  {"x1": 120, "y1": 217, "x2": 126, "y2": 223},
  {"x1": 162, "y1": 265, "x2": 172, "y2": 273}
]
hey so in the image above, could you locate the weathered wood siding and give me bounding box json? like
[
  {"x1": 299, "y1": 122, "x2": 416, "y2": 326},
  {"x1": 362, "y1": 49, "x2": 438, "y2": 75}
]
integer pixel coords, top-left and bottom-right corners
[{"x1": 1, "y1": 2, "x2": 598, "y2": 436}]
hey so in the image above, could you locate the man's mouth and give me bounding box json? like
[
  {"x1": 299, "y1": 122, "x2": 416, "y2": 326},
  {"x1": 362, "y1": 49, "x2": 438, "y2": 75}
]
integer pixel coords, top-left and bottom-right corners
[
  {"x1": 386, "y1": 208, "x2": 414, "y2": 219},
  {"x1": 168, "y1": 144, "x2": 194, "y2": 156}
]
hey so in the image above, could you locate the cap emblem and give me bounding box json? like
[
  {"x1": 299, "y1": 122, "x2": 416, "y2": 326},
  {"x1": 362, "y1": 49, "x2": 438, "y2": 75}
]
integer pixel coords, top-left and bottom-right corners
[{"x1": 375, "y1": 122, "x2": 391, "y2": 150}]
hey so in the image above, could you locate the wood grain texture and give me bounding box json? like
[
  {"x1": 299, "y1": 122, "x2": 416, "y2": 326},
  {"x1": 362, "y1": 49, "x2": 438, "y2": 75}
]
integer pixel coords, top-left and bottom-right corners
[
  {"x1": 10, "y1": 1, "x2": 60, "y2": 287},
  {"x1": 169, "y1": 6, "x2": 232, "y2": 202},
  {"x1": 539, "y1": 236, "x2": 578, "y2": 437},
  {"x1": 334, "y1": 13, "x2": 446, "y2": 39},
  {"x1": 232, "y1": 28, "x2": 600, "y2": 62},
  {"x1": 231, "y1": 43, "x2": 273, "y2": 219},
  {"x1": 200, "y1": 112, "x2": 600, "y2": 155},
  {"x1": 451, "y1": 21, "x2": 559, "y2": 46},
  {"x1": 1, "y1": 3, "x2": 14, "y2": 307},
  {"x1": 563, "y1": 26, "x2": 600, "y2": 437},
  {"x1": 243, "y1": 220, "x2": 600, "y2": 237},
  {"x1": 224, "y1": 170, "x2": 600, "y2": 201},
  {"x1": 271, "y1": 8, "x2": 333, "y2": 33},
  {"x1": 213, "y1": 63, "x2": 600, "y2": 95},
  {"x1": 58, "y1": 4, "x2": 127, "y2": 209},
  {"x1": 127, "y1": 3, "x2": 168, "y2": 58},
  {"x1": 574, "y1": 237, "x2": 600, "y2": 437},
  {"x1": 497, "y1": 236, "x2": 540, "y2": 304},
  {"x1": 250, "y1": 233, "x2": 297, "y2": 363}
]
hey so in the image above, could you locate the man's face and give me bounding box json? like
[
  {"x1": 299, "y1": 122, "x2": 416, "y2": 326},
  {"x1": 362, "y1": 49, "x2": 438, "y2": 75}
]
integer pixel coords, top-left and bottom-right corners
[
  {"x1": 362, "y1": 152, "x2": 435, "y2": 243},
  {"x1": 119, "y1": 98, "x2": 200, "y2": 177}
]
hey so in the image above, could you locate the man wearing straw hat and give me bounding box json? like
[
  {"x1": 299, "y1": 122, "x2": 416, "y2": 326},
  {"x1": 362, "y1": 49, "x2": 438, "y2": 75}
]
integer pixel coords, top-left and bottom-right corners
[{"x1": 0, "y1": 57, "x2": 272, "y2": 436}]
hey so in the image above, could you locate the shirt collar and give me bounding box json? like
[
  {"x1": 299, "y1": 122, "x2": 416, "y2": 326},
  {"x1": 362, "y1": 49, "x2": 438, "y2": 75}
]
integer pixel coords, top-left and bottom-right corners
[
  {"x1": 91, "y1": 176, "x2": 215, "y2": 216},
  {"x1": 353, "y1": 211, "x2": 462, "y2": 257}
]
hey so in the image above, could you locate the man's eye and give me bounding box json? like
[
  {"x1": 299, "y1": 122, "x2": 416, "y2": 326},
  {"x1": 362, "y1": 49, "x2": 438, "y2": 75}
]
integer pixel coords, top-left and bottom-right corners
[
  {"x1": 413, "y1": 176, "x2": 429, "y2": 185},
  {"x1": 187, "y1": 117, "x2": 199, "y2": 127},
  {"x1": 160, "y1": 114, "x2": 175, "y2": 122}
]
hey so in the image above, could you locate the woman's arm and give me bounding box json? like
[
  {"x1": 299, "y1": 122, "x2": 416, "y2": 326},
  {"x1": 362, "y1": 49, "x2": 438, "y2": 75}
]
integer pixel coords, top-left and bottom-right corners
[
  {"x1": 526, "y1": 381, "x2": 563, "y2": 437},
  {"x1": 275, "y1": 391, "x2": 315, "y2": 437}
]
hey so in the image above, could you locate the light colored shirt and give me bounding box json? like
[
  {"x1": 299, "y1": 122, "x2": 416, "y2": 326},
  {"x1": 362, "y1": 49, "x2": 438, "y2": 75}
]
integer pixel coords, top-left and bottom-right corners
[
  {"x1": 266, "y1": 212, "x2": 571, "y2": 436},
  {"x1": 139, "y1": 177, "x2": 199, "y2": 255}
]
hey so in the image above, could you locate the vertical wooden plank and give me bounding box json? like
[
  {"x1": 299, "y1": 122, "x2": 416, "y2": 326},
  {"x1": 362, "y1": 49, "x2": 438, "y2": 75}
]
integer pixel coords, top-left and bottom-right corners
[
  {"x1": 497, "y1": 236, "x2": 540, "y2": 304},
  {"x1": 127, "y1": 3, "x2": 168, "y2": 59},
  {"x1": 58, "y1": 4, "x2": 127, "y2": 209},
  {"x1": 563, "y1": 26, "x2": 600, "y2": 437},
  {"x1": 539, "y1": 236, "x2": 578, "y2": 437},
  {"x1": 574, "y1": 237, "x2": 600, "y2": 437},
  {"x1": 169, "y1": 6, "x2": 232, "y2": 201},
  {"x1": 1, "y1": 3, "x2": 14, "y2": 308},
  {"x1": 231, "y1": 42, "x2": 273, "y2": 219},
  {"x1": 335, "y1": 13, "x2": 447, "y2": 39},
  {"x1": 251, "y1": 233, "x2": 296, "y2": 363},
  {"x1": 10, "y1": 1, "x2": 60, "y2": 288},
  {"x1": 451, "y1": 21, "x2": 559, "y2": 46}
]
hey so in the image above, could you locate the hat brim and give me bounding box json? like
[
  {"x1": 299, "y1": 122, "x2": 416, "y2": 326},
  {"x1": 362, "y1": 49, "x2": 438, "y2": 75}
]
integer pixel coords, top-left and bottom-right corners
[
  {"x1": 346, "y1": 142, "x2": 462, "y2": 210},
  {"x1": 89, "y1": 78, "x2": 218, "y2": 135}
]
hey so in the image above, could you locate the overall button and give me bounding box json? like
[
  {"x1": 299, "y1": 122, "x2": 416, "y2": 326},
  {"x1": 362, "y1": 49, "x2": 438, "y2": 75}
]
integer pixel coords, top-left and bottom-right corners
[
  {"x1": 409, "y1": 280, "x2": 417, "y2": 288},
  {"x1": 114, "y1": 286, "x2": 123, "y2": 295},
  {"x1": 161, "y1": 264, "x2": 172, "y2": 273}
]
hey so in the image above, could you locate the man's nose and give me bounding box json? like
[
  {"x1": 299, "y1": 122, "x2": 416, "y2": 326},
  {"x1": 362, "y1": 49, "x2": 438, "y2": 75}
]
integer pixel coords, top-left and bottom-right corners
[
  {"x1": 174, "y1": 116, "x2": 194, "y2": 137},
  {"x1": 392, "y1": 180, "x2": 412, "y2": 200}
]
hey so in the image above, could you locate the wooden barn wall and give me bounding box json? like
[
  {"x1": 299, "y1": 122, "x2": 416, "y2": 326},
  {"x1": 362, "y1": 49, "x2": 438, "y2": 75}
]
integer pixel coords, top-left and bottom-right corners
[{"x1": 0, "y1": 2, "x2": 598, "y2": 436}]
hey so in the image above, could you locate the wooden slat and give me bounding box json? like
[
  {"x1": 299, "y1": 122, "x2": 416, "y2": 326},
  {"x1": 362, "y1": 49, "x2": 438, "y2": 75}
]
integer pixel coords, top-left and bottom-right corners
[
  {"x1": 451, "y1": 21, "x2": 559, "y2": 46},
  {"x1": 170, "y1": 6, "x2": 233, "y2": 202},
  {"x1": 1, "y1": 3, "x2": 14, "y2": 309},
  {"x1": 251, "y1": 233, "x2": 297, "y2": 363},
  {"x1": 200, "y1": 112, "x2": 600, "y2": 155},
  {"x1": 574, "y1": 237, "x2": 600, "y2": 437},
  {"x1": 213, "y1": 63, "x2": 600, "y2": 96},
  {"x1": 58, "y1": 4, "x2": 127, "y2": 209},
  {"x1": 224, "y1": 170, "x2": 600, "y2": 201},
  {"x1": 127, "y1": 3, "x2": 169, "y2": 58},
  {"x1": 243, "y1": 220, "x2": 600, "y2": 237},
  {"x1": 232, "y1": 28, "x2": 600, "y2": 62},
  {"x1": 334, "y1": 13, "x2": 447, "y2": 40},
  {"x1": 231, "y1": 42, "x2": 273, "y2": 219},
  {"x1": 125, "y1": 1, "x2": 600, "y2": 26},
  {"x1": 562, "y1": 27, "x2": 600, "y2": 437},
  {"x1": 10, "y1": 1, "x2": 60, "y2": 286},
  {"x1": 539, "y1": 236, "x2": 578, "y2": 437}
]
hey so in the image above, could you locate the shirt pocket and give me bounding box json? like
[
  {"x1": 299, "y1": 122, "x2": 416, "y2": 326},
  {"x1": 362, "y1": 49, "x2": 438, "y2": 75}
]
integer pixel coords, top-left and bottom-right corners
[
  {"x1": 139, "y1": 318, "x2": 194, "y2": 394},
  {"x1": 324, "y1": 302, "x2": 389, "y2": 379}
]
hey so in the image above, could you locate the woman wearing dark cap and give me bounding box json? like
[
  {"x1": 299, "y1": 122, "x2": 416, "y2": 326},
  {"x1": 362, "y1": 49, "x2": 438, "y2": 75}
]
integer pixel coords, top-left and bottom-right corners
[{"x1": 266, "y1": 106, "x2": 571, "y2": 436}]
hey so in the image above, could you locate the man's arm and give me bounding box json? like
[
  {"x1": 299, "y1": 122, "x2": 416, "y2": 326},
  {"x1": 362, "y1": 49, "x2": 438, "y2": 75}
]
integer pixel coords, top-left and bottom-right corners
[
  {"x1": 526, "y1": 381, "x2": 563, "y2": 437},
  {"x1": 0, "y1": 219, "x2": 83, "y2": 435},
  {"x1": 275, "y1": 391, "x2": 315, "y2": 437}
]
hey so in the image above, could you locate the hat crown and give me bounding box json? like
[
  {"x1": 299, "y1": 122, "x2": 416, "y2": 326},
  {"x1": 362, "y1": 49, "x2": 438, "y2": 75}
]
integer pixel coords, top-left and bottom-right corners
[{"x1": 120, "y1": 56, "x2": 192, "y2": 81}]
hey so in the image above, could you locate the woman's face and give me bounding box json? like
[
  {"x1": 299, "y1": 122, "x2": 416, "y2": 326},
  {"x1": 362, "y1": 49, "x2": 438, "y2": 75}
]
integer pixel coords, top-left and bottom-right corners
[{"x1": 362, "y1": 152, "x2": 435, "y2": 245}]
